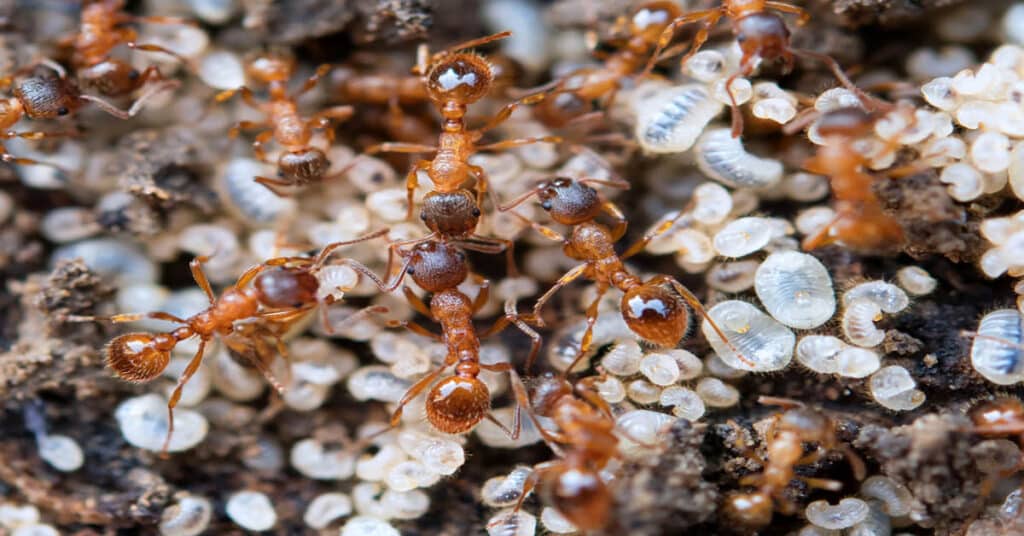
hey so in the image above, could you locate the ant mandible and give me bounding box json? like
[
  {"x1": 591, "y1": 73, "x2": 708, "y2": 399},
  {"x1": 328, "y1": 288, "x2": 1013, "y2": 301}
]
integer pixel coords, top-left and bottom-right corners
[
  {"x1": 723, "y1": 396, "x2": 866, "y2": 529},
  {"x1": 90, "y1": 230, "x2": 390, "y2": 454},
  {"x1": 644, "y1": 0, "x2": 881, "y2": 137},
  {"x1": 215, "y1": 50, "x2": 356, "y2": 196},
  {"x1": 499, "y1": 175, "x2": 754, "y2": 367}
]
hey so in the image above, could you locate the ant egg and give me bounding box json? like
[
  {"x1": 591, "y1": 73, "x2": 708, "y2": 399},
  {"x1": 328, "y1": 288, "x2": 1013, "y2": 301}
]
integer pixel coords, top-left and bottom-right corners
[
  {"x1": 627, "y1": 379, "x2": 662, "y2": 404},
  {"x1": 805, "y1": 498, "x2": 870, "y2": 530},
  {"x1": 304, "y1": 492, "x2": 353, "y2": 530},
  {"x1": 482, "y1": 466, "x2": 534, "y2": 507},
  {"x1": 695, "y1": 378, "x2": 740, "y2": 408},
  {"x1": 225, "y1": 491, "x2": 277, "y2": 532},
  {"x1": 660, "y1": 386, "x2": 706, "y2": 421},
  {"x1": 971, "y1": 309, "x2": 1024, "y2": 384},
  {"x1": 706, "y1": 260, "x2": 760, "y2": 293},
  {"x1": 836, "y1": 347, "x2": 881, "y2": 378},
  {"x1": 755, "y1": 251, "x2": 836, "y2": 330},
  {"x1": 397, "y1": 430, "x2": 466, "y2": 475},
  {"x1": 634, "y1": 83, "x2": 723, "y2": 154},
  {"x1": 784, "y1": 173, "x2": 830, "y2": 202},
  {"x1": 953, "y1": 64, "x2": 1003, "y2": 98},
  {"x1": 159, "y1": 495, "x2": 213, "y2": 536},
  {"x1": 347, "y1": 366, "x2": 413, "y2": 403},
  {"x1": 52, "y1": 238, "x2": 157, "y2": 285},
  {"x1": 341, "y1": 516, "x2": 400, "y2": 536},
  {"x1": 596, "y1": 376, "x2": 627, "y2": 403},
  {"x1": 940, "y1": 163, "x2": 984, "y2": 201},
  {"x1": 712, "y1": 77, "x2": 752, "y2": 106},
  {"x1": 701, "y1": 300, "x2": 795, "y2": 372},
  {"x1": 210, "y1": 348, "x2": 266, "y2": 401},
  {"x1": 640, "y1": 352, "x2": 681, "y2": 386},
  {"x1": 601, "y1": 339, "x2": 644, "y2": 376},
  {"x1": 617, "y1": 410, "x2": 675, "y2": 454},
  {"x1": 860, "y1": 476, "x2": 913, "y2": 517},
  {"x1": 971, "y1": 132, "x2": 1012, "y2": 174},
  {"x1": 487, "y1": 509, "x2": 537, "y2": 536},
  {"x1": 897, "y1": 267, "x2": 938, "y2": 296},
  {"x1": 696, "y1": 129, "x2": 783, "y2": 189},
  {"x1": 380, "y1": 489, "x2": 429, "y2": 520},
  {"x1": 366, "y1": 188, "x2": 411, "y2": 222},
  {"x1": 686, "y1": 50, "x2": 728, "y2": 82},
  {"x1": 36, "y1": 434, "x2": 83, "y2": 472},
  {"x1": 796, "y1": 335, "x2": 847, "y2": 374},
  {"x1": 870, "y1": 366, "x2": 925, "y2": 410},
  {"x1": 290, "y1": 438, "x2": 355, "y2": 480},
  {"x1": 116, "y1": 394, "x2": 208, "y2": 452},
  {"x1": 220, "y1": 158, "x2": 296, "y2": 224},
  {"x1": 714, "y1": 217, "x2": 787, "y2": 258},
  {"x1": 752, "y1": 97, "x2": 797, "y2": 124},
  {"x1": 540, "y1": 507, "x2": 577, "y2": 534},
  {"x1": 844, "y1": 282, "x2": 910, "y2": 314}
]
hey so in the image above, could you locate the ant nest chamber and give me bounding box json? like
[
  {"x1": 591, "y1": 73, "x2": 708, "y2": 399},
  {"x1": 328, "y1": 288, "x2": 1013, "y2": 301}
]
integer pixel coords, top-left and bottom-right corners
[{"x1": 3, "y1": 1, "x2": 1024, "y2": 535}]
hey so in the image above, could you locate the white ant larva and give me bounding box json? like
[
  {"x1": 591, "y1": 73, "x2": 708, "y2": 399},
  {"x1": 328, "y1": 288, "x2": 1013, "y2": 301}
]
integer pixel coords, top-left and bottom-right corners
[
  {"x1": 754, "y1": 251, "x2": 836, "y2": 330},
  {"x1": 633, "y1": 83, "x2": 723, "y2": 154},
  {"x1": 841, "y1": 298, "x2": 886, "y2": 348},
  {"x1": 700, "y1": 300, "x2": 795, "y2": 372},
  {"x1": 969, "y1": 309, "x2": 1024, "y2": 385},
  {"x1": 695, "y1": 128, "x2": 783, "y2": 189}
]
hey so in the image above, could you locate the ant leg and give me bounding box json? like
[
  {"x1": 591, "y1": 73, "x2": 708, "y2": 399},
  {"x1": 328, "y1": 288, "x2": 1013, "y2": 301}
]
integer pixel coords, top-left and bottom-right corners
[
  {"x1": 99, "y1": 311, "x2": 188, "y2": 324},
  {"x1": 189, "y1": 256, "x2": 215, "y2": 303},
  {"x1": 505, "y1": 210, "x2": 565, "y2": 242},
  {"x1": 562, "y1": 287, "x2": 606, "y2": 375},
  {"x1": 473, "y1": 92, "x2": 549, "y2": 134},
  {"x1": 401, "y1": 160, "x2": 431, "y2": 220},
  {"x1": 291, "y1": 64, "x2": 332, "y2": 99},
  {"x1": 766, "y1": 1, "x2": 812, "y2": 26},
  {"x1": 403, "y1": 286, "x2": 433, "y2": 318},
  {"x1": 801, "y1": 211, "x2": 844, "y2": 251},
  {"x1": 476, "y1": 135, "x2": 562, "y2": 152},
  {"x1": 793, "y1": 49, "x2": 892, "y2": 112},
  {"x1": 214, "y1": 86, "x2": 260, "y2": 108},
  {"x1": 798, "y1": 476, "x2": 843, "y2": 491},
  {"x1": 251, "y1": 130, "x2": 275, "y2": 164},
  {"x1": 254, "y1": 176, "x2": 293, "y2": 197},
  {"x1": 532, "y1": 263, "x2": 589, "y2": 327},
  {"x1": 0, "y1": 140, "x2": 66, "y2": 170},
  {"x1": 161, "y1": 338, "x2": 209, "y2": 455},
  {"x1": 496, "y1": 186, "x2": 540, "y2": 212},
  {"x1": 235, "y1": 263, "x2": 267, "y2": 287},
  {"x1": 600, "y1": 201, "x2": 629, "y2": 242},
  {"x1": 80, "y1": 79, "x2": 180, "y2": 118},
  {"x1": 838, "y1": 444, "x2": 867, "y2": 481},
  {"x1": 620, "y1": 197, "x2": 697, "y2": 260},
  {"x1": 429, "y1": 31, "x2": 512, "y2": 64},
  {"x1": 389, "y1": 319, "x2": 442, "y2": 341},
  {"x1": 662, "y1": 277, "x2": 757, "y2": 368},
  {"x1": 642, "y1": 10, "x2": 723, "y2": 76},
  {"x1": 365, "y1": 142, "x2": 437, "y2": 155},
  {"x1": 334, "y1": 259, "x2": 393, "y2": 293},
  {"x1": 472, "y1": 280, "x2": 491, "y2": 313},
  {"x1": 320, "y1": 304, "x2": 388, "y2": 336},
  {"x1": 312, "y1": 228, "x2": 390, "y2": 268},
  {"x1": 227, "y1": 121, "x2": 266, "y2": 139},
  {"x1": 126, "y1": 43, "x2": 194, "y2": 71},
  {"x1": 458, "y1": 235, "x2": 520, "y2": 277},
  {"x1": 724, "y1": 72, "x2": 745, "y2": 138},
  {"x1": 390, "y1": 361, "x2": 453, "y2": 426}
]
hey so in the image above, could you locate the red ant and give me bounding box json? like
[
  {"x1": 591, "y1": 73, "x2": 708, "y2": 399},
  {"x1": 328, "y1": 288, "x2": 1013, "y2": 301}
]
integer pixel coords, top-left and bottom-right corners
[
  {"x1": 215, "y1": 51, "x2": 356, "y2": 196},
  {"x1": 723, "y1": 396, "x2": 866, "y2": 529},
  {"x1": 499, "y1": 176, "x2": 754, "y2": 367},
  {"x1": 644, "y1": 0, "x2": 882, "y2": 136},
  {"x1": 60, "y1": 0, "x2": 193, "y2": 98},
  {"x1": 86, "y1": 230, "x2": 390, "y2": 454}
]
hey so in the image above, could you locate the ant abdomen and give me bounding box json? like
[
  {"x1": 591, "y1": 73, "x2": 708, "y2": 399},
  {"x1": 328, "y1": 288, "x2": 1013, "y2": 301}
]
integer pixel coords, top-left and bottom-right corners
[
  {"x1": 723, "y1": 492, "x2": 773, "y2": 528},
  {"x1": 421, "y1": 190, "x2": 481, "y2": 236},
  {"x1": 279, "y1": 148, "x2": 330, "y2": 181},
  {"x1": 426, "y1": 376, "x2": 490, "y2": 434},
  {"x1": 426, "y1": 55, "x2": 493, "y2": 104},
  {"x1": 620, "y1": 282, "x2": 690, "y2": 347},
  {"x1": 735, "y1": 12, "x2": 791, "y2": 56},
  {"x1": 105, "y1": 332, "x2": 175, "y2": 382},
  {"x1": 542, "y1": 470, "x2": 611, "y2": 530},
  {"x1": 538, "y1": 178, "x2": 602, "y2": 226},
  {"x1": 254, "y1": 267, "x2": 319, "y2": 309},
  {"x1": 78, "y1": 60, "x2": 138, "y2": 96}
]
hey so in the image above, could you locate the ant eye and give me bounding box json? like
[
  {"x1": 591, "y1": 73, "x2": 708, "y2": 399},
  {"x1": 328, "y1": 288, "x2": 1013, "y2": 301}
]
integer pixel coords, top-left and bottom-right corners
[
  {"x1": 472, "y1": 208, "x2": 481, "y2": 217},
  {"x1": 57, "y1": 107, "x2": 69, "y2": 116},
  {"x1": 129, "y1": 69, "x2": 140, "y2": 80},
  {"x1": 420, "y1": 211, "x2": 427, "y2": 221},
  {"x1": 541, "y1": 200, "x2": 552, "y2": 210},
  {"x1": 407, "y1": 267, "x2": 415, "y2": 274},
  {"x1": 456, "y1": 251, "x2": 465, "y2": 260}
]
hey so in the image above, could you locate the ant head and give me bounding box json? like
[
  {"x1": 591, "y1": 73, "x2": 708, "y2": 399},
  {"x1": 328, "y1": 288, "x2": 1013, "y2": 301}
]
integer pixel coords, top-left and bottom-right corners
[
  {"x1": 734, "y1": 12, "x2": 791, "y2": 64},
  {"x1": 631, "y1": 2, "x2": 683, "y2": 43},
  {"x1": 279, "y1": 147, "x2": 330, "y2": 181},
  {"x1": 406, "y1": 241, "x2": 468, "y2": 293},
  {"x1": 620, "y1": 281, "x2": 688, "y2": 347},
  {"x1": 536, "y1": 177, "x2": 602, "y2": 226},
  {"x1": 529, "y1": 371, "x2": 573, "y2": 416},
  {"x1": 541, "y1": 469, "x2": 611, "y2": 530},
  {"x1": 13, "y1": 76, "x2": 81, "y2": 119},
  {"x1": 426, "y1": 53, "x2": 493, "y2": 105},
  {"x1": 723, "y1": 492, "x2": 773, "y2": 528},
  {"x1": 105, "y1": 332, "x2": 174, "y2": 382},
  {"x1": 425, "y1": 376, "x2": 490, "y2": 434},
  {"x1": 817, "y1": 107, "x2": 875, "y2": 138},
  {"x1": 420, "y1": 190, "x2": 480, "y2": 237},
  {"x1": 246, "y1": 51, "x2": 296, "y2": 84},
  {"x1": 254, "y1": 266, "x2": 319, "y2": 308},
  {"x1": 972, "y1": 398, "x2": 1024, "y2": 430}
]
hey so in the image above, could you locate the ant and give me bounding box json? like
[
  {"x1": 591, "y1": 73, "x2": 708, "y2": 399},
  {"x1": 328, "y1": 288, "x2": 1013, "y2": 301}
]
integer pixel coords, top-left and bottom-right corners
[
  {"x1": 798, "y1": 107, "x2": 905, "y2": 252},
  {"x1": 0, "y1": 60, "x2": 174, "y2": 167},
  {"x1": 60, "y1": 0, "x2": 193, "y2": 98},
  {"x1": 88, "y1": 230, "x2": 390, "y2": 454},
  {"x1": 373, "y1": 239, "x2": 541, "y2": 437},
  {"x1": 215, "y1": 50, "x2": 356, "y2": 196},
  {"x1": 499, "y1": 175, "x2": 754, "y2": 366},
  {"x1": 723, "y1": 396, "x2": 866, "y2": 529},
  {"x1": 644, "y1": 0, "x2": 882, "y2": 136}
]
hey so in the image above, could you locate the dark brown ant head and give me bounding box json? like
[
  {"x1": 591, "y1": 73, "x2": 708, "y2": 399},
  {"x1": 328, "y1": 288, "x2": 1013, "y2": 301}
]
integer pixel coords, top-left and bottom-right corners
[
  {"x1": 620, "y1": 281, "x2": 689, "y2": 347},
  {"x1": 420, "y1": 190, "x2": 480, "y2": 237},
  {"x1": 278, "y1": 147, "x2": 330, "y2": 182},
  {"x1": 426, "y1": 53, "x2": 493, "y2": 105},
  {"x1": 13, "y1": 76, "x2": 81, "y2": 119},
  {"x1": 536, "y1": 177, "x2": 602, "y2": 226},
  {"x1": 105, "y1": 332, "x2": 175, "y2": 382},
  {"x1": 246, "y1": 51, "x2": 296, "y2": 84},
  {"x1": 529, "y1": 371, "x2": 573, "y2": 417},
  {"x1": 631, "y1": 2, "x2": 684, "y2": 44},
  {"x1": 564, "y1": 221, "x2": 616, "y2": 261},
  {"x1": 406, "y1": 241, "x2": 469, "y2": 293},
  {"x1": 734, "y1": 12, "x2": 791, "y2": 66},
  {"x1": 541, "y1": 469, "x2": 612, "y2": 530},
  {"x1": 817, "y1": 107, "x2": 875, "y2": 138},
  {"x1": 972, "y1": 398, "x2": 1024, "y2": 431},
  {"x1": 77, "y1": 59, "x2": 142, "y2": 96},
  {"x1": 723, "y1": 492, "x2": 773, "y2": 529},
  {"x1": 425, "y1": 375, "x2": 490, "y2": 434},
  {"x1": 254, "y1": 266, "x2": 320, "y2": 308}
]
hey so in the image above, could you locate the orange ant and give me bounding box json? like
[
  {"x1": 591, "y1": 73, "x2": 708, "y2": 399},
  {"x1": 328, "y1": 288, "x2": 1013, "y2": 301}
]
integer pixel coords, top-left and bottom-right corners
[
  {"x1": 723, "y1": 396, "x2": 866, "y2": 529},
  {"x1": 60, "y1": 0, "x2": 193, "y2": 98},
  {"x1": 799, "y1": 107, "x2": 905, "y2": 252},
  {"x1": 499, "y1": 176, "x2": 754, "y2": 366},
  {"x1": 644, "y1": 0, "x2": 882, "y2": 136},
  {"x1": 86, "y1": 230, "x2": 390, "y2": 454},
  {"x1": 214, "y1": 51, "x2": 357, "y2": 196}
]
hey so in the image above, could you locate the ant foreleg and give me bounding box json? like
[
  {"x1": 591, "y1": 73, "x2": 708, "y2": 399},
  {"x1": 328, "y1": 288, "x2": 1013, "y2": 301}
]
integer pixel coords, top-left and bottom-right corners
[
  {"x1": 562, "y1": 287, "x2": 607, "y2": 375},
  {"x1": 621, "y1": 197, "x2": 697, "y2": 260},
  {"x1": 476, "y1": 135, "x2": 562, "y2": 152},
  {"x1": 160, "y1": 338, "x2": 208, "y2": 456},
  {"x1": 642, "y1": 10, "x2": 723, "y2": 76},
  {"x1": 291, "y1": 63, "x2": 332, "y2": 99},
  {"x1": 188, "y1": 256, "x2": 216, "y2": 303},
  {"x1": 532, "y1": 263, "x2": 589, "y2": 327},
  {"x1": 80, "y1": 79, "x2": 180, "y2": 118},
  {"x1": 402, "y1": 286, "x2": 433, "y2": 318}
]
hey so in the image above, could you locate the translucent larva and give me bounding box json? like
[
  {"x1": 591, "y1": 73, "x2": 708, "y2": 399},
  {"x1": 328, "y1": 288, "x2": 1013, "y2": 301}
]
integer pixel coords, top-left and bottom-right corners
[
  {"x1": 841, "y1": 299, "x2": 886, "y2": 348},
  {"x1": 970, "y1": 309, "x2": 1024, "y2": 385},
  {"x1": 700, "y1": 300, "x2": 795, "y2": 372},
  {"x1": 754, "y1": 251, "x2": 836, "y2": 330},
  {"x1": 842, "y1": 282, "x2": 910, "y2": 314},
  {"x1": 634, "y1": 83, "x2": 723, "y2": 154},
  {"x1": 796, "y1": 335, "x2": 846, "y2": 374},
  {"x1": 869, "y1": 365, "x2": 925, "y2": 410},
  {"x1": 696, "y1": 128, "x2": 783, "y2": 189}
]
